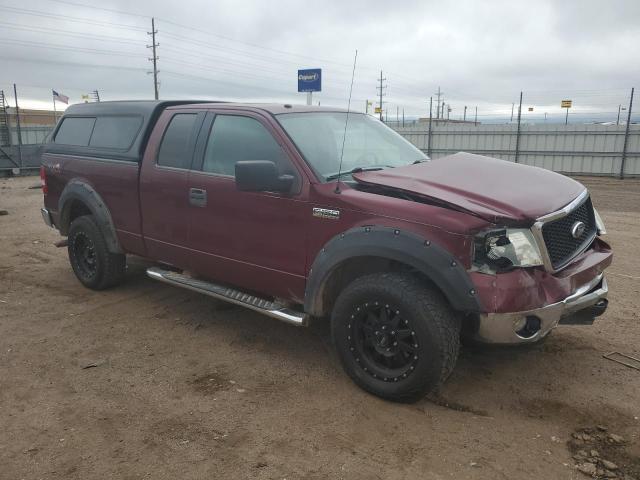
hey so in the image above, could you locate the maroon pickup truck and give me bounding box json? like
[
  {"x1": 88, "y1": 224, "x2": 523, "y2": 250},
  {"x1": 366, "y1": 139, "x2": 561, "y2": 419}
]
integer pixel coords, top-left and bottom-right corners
[{"x1": 40, "y1": 101, "x2": 611, "y2": 402}]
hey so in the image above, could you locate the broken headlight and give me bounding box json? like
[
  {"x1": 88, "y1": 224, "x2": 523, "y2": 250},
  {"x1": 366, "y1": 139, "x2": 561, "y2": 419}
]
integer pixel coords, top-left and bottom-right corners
[{"x1": 474, "y1": 228, "x2": 543, "y2": 272}]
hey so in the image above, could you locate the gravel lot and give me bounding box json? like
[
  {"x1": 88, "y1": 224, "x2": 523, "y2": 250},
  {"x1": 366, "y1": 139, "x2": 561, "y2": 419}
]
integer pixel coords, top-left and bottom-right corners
[{"x1": 1, "y1": 175, "x2": 639, "y2": 479}]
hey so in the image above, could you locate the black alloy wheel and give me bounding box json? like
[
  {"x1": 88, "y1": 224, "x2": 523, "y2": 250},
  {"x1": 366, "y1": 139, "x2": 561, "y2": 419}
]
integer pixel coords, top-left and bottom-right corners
[
  {"x1": 67, "y1": 215, "x2": 126, "y2": 290},
  {"x1": 347, "y1": 302, "x2": 420, "y2": 383},
  {"x1": 332, "y1": 272, "x2": 461, "y2": 402}
]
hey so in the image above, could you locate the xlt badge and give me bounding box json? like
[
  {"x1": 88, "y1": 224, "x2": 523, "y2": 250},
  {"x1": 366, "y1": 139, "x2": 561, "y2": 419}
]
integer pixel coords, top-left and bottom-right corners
[{"x1": 313, "y1": 207, "x2": 340, "y2": 220}]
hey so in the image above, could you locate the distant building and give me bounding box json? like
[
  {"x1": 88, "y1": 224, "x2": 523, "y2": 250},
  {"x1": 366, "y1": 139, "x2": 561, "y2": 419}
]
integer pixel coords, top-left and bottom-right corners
[
  {"x1": 5, "y1": 107, "x2": 58, "y2": 127},
  {"x1": 1, "y1": 108, "x2": 57, "y2": 146}
]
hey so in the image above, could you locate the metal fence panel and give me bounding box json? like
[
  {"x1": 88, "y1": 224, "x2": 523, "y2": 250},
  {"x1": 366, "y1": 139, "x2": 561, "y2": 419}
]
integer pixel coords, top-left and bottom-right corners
[
  {"x1": 393, "y1": 123, "x2": 639, "y2": 177},
  {"x1": 9, "y1": 126, "x2": 51, "y2": 145}
]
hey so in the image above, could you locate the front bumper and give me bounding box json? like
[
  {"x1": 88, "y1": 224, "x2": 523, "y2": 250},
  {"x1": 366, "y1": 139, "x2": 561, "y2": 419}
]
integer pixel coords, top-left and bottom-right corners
[{"x1": 473, "y1": 274, "x2": 608, "y2": 344}]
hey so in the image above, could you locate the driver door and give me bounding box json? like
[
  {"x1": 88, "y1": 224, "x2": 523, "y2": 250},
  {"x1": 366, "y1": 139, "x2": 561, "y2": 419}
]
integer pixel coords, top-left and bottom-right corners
[{"x1": 186, "y1": 110, "x2": 309, "y2": 301}]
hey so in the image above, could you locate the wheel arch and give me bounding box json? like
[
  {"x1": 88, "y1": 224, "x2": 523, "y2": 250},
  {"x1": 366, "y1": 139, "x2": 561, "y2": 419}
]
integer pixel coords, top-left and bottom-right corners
[
  {"x1": 304, "y1": 226, "x2": 482, "y2": 317},
  {"x1": 58, "y1": 180, "x2": 123, "y2": 254}
]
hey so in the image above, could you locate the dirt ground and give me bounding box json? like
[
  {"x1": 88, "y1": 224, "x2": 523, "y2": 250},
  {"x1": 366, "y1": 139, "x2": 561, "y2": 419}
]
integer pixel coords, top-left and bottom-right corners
[{"x1": 1, "y1": 175, "x2": 639, "y2": 480}]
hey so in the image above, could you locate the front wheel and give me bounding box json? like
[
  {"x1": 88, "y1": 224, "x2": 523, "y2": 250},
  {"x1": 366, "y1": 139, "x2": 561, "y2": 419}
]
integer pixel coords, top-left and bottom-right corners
[
  {"x1": 331, "y1": 272, "x2": 461, "y2": 403},
  {"x1": 67, "y1": 215, "x2": 126, "y2": 290}
]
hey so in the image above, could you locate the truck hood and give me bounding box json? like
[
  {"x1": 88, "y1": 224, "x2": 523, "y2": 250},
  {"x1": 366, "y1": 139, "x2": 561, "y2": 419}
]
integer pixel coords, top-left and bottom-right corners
[{"x1": 352, "y1": 152, "x2": 586, "y2": 224}]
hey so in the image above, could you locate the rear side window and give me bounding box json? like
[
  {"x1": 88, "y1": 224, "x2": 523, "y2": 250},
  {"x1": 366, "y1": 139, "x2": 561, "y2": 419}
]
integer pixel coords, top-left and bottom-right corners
[
  {"x1": 89, "y1": 116, "x2": 142, "y2": 150},
  {"x1": 202, "y1": 115, "x2": 286, "y2": 176},
  {"x1": 54, "y1": 117, "x2": 96, "y2": 146},
  {"x1": 157, "y1": 114, "x2": 198, "y2": 169}
]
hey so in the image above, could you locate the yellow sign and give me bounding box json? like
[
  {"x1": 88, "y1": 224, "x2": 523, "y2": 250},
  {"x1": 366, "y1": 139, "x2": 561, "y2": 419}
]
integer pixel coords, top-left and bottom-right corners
[
  {"x1": 561, "y1": 100, "x2": 572, "y2": 108},
  {"x1": 374, "y1": 107, "x2": 382, "y2": 114}
]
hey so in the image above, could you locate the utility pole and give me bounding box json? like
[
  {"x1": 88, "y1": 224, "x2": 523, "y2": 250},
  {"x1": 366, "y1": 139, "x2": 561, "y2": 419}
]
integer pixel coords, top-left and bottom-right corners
[
  {"x1": 13, "y1": 83, "x2": 22, "y2": 169},
  {"x1": 427, "y1": 97, "x2": 433, "y2": 157},
  {"x1": 396, "y1": 106, "x2": 399, "y2": 126},
  {"x1": 474, "y1": 106, "x2": 478, "y2": 125},
  {"x1": 91, "y1": 90, "x2": 100, "y2": 102},
  {"x1": 147, "y1": 17, "x2": 159, "y2": 100},
  {"x1": 515, "y1": 91, "x2": 523, "y2": 163},
  {"x1": 620, "y1": 87, "x2": 634, "y2": 179},
  {"x1": 446, "y1": 104, "x2": 450, "y2": 120},
  {"x1": 434, "y1": 87, "x2": 442, "y2": 119},
  {"x1": 402, "y1": 108, "x2": 405, "y2": 127},
  {"x1": 511, "y1": 103, "x2": 514, "y2": 122},
  {"x1": 442, "y1": 101, "x2": 446, "y2": 121},
  {"x1": 463, "y1": 105, "x2": 467, "y2": 122},
  {"x1": 617, "y1": 104, "x2": 626, "y2": 125},
  {"x1": 376, "y1": 71, "x2": 386, "y2": 121}
]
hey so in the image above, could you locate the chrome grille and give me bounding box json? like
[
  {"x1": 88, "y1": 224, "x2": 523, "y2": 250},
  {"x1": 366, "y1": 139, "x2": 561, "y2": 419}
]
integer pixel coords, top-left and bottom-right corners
[{"x1": 540, "y1": 196, "x2": 597, "y2": 270}]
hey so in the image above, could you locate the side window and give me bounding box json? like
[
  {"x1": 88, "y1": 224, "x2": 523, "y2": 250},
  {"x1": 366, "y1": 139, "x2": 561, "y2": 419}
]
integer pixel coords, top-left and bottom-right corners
[
  {"x1": 202, "y1": 115, "x2": 287, "y2": 176},
  {"x1": 89, "y1": 116, "x2": 143, "y2": 151},
  {"x1": 157, "y1": 113, "x2": 198, "y2": 169},
  {"x1": 54, "y1": 117, "x2": 96, "y2": 146}
]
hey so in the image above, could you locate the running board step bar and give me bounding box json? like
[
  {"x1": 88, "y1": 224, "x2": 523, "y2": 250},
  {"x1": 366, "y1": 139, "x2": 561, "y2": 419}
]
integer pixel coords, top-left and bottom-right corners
[{"x1": 146, "y1": 267, "x2": 308, "y2": 326}]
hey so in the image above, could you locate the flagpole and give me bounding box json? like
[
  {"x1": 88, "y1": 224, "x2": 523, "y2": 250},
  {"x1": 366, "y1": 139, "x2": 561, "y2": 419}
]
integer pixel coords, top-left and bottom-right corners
[{"x1": 52, "y1": 90, "x2": 57, "y2": 124}]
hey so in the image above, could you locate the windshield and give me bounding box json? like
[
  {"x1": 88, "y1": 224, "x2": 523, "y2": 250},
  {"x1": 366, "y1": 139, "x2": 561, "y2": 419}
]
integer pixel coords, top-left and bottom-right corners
[{"x1": 276, "y1": 112, "x2": 428, "y2": 182}]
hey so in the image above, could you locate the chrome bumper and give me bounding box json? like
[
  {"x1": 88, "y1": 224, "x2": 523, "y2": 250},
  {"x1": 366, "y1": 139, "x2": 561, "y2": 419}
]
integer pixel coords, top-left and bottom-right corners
[
  {"x1": 41, "y1": 207, "x2": 53, "y2": 227},
  {"x1": 474, "y1": 274, "x2": 608, "y2": 344}
]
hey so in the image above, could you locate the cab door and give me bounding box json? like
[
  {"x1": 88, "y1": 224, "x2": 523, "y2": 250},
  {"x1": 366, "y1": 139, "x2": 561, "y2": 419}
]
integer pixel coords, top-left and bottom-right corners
[
  {"x1": 140, "y1": 109, "x2": 205, "y2": 268},
  {"x1": 186, "y1": 110, "x2": 309, "y2": 301}
]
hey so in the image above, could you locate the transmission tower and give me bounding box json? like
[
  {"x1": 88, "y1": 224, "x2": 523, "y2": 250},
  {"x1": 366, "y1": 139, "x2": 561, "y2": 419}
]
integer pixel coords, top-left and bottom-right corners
[{"x1": 376, "y1": 71, "x2": 387, "y2": 121}]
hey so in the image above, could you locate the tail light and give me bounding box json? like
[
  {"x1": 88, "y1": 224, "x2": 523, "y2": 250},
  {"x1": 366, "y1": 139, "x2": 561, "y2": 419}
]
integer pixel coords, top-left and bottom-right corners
[{"x1": 40, "y1": 165, "x2": 48, "y2": 195}]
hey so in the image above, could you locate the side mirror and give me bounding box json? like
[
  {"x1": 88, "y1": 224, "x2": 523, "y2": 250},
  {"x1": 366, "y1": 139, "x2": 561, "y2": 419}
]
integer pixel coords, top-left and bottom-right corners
[{"x1": 235, "y1": 161, "x2": 294, "y2": 193}]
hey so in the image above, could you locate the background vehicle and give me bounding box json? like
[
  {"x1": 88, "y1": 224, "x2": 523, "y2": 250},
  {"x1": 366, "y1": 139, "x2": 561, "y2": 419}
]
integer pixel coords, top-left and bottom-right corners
[{"x1": 40, "y1": 101, "x2": 612, "y2": 402}]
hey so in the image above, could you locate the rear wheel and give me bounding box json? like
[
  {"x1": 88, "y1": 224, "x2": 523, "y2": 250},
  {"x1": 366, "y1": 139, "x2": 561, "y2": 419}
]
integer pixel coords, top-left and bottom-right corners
[
  {"x1": 331, "y1": 272, "x2": 460, "y2": 403},
  {"x1": 67, "y1": 215, "x2": 126, "y2": 290}
]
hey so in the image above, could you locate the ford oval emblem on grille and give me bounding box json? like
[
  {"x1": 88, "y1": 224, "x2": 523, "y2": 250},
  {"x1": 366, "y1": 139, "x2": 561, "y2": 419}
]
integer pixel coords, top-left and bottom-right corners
[{"x1": 571, "y1": 221, "x2": 586, "y2": 239}]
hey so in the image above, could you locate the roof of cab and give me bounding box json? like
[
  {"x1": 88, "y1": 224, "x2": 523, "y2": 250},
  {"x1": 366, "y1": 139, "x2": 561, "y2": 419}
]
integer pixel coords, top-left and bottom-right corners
[
  {"x1": 63, "y1": 100, "x2": 353, "y2": 117},
  {"x1": 47, "y1": 101, "x2": 359, "y2": 162},
  {"x1": 48, "y1": 100, "x2": 219, "y2": 162},
  {"x1": 63, "y1": 100, "x2": 220, "y2": 117},
  {"x1": 167, "y1": 103, "x2": 352, "y2": 115}
]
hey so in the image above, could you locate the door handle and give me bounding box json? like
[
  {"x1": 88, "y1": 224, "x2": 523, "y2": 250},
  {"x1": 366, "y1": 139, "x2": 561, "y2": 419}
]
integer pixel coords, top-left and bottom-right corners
[{"x1": 189, "y1": 187, "x2": 207, "y2": 207}]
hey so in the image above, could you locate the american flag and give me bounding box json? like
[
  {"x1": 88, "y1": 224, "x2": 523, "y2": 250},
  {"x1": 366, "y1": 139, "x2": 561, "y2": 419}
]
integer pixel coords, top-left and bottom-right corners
[{"x1": 52, "y1": 90, "x2": 69, "y2": 104}]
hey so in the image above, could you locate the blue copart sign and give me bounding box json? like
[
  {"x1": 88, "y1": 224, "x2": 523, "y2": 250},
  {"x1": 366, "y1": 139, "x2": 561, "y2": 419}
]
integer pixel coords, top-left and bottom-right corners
[{"x1": 298, "y1": 69, "x2": 321, "y2": 92}]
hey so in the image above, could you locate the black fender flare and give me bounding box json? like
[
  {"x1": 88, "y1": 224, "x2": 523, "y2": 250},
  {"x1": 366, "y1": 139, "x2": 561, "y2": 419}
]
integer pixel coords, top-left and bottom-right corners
[
  {"x1": 58, "y1": 180, "x2": 123, "y2": 254},
  {"x1": 304, "y1": 226, "x2": 482, "y2": 316}
]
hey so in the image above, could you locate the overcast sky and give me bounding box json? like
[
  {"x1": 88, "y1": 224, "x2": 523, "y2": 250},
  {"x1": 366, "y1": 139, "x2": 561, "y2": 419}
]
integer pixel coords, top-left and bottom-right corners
[{"x1": 1, "y1": 0, "x2": 638, "y2": 122}]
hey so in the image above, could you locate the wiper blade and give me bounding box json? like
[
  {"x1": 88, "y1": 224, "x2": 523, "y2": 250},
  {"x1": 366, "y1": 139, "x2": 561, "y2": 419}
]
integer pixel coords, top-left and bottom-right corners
[{"x1": 325, "y1": 166, "x2": 387, "y2": 181}]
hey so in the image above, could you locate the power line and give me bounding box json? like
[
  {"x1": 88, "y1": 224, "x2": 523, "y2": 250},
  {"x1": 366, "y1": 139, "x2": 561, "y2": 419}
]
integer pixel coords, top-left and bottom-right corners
[
  {"x1": 0, "y1": 55, "x2": 148, "y2": 73},
  {"x1": 15, "y1": 0, "x2": 357, "y2": 69},
  {"x1": 40, "y1": 0, "x2": 151, "y2": 19},
  {"x1": 0, "y1": 38, "x2": 142, "y2": 57},
  {"x1": 0, "y1": 4, "x2": 146, "y2": 31},
  {"x1": 0, "y1": 20, "x2": 143, "y2": 45},
  {"x1": 1, "y1": 0, "x2": 438, "y2": 93}
]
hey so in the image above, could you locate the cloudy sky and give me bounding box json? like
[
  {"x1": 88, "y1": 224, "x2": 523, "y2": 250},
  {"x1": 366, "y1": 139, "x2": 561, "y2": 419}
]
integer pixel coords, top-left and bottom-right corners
[{"x1": 1, "y1": 0, "x2": 638, "y2": 122}]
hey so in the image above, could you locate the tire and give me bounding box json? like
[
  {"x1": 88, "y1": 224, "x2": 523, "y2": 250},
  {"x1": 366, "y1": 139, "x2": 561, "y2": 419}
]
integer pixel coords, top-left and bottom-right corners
[
  {"x1": 331, "y1": 272, "x2": 460, "y2": 403},
  {"x1": 67, "y1": 215, "x2": 126, "y2": 290}
]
